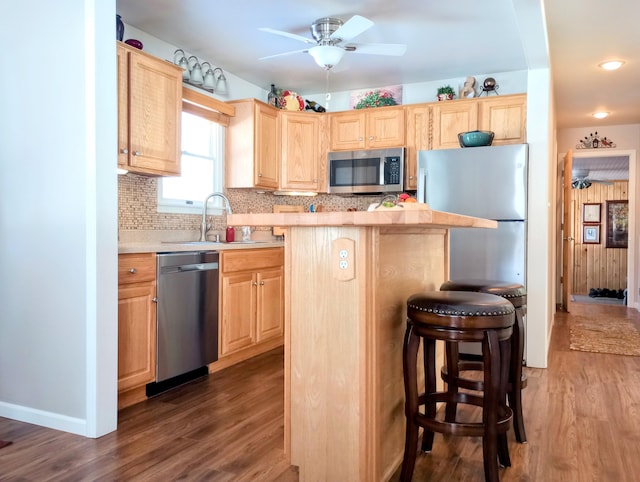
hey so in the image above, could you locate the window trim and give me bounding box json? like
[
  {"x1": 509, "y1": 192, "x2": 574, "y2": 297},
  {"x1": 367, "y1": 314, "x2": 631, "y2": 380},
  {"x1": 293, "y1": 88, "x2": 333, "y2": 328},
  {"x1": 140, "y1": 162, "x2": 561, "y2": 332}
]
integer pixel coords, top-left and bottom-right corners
[{"x1": 157, "y1": 95, "x2": 227, "y2": 215}]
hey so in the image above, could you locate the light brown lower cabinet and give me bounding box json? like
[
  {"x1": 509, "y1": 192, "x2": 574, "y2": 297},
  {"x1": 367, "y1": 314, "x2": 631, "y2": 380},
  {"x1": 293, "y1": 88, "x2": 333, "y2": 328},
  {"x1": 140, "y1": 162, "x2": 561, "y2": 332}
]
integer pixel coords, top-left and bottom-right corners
[
  {"x1": 213, "y1": 248, "x2": 284, "y2": 371},
  {"x1": 117, "y1": 253, "x2": 157, "y2": 410}
]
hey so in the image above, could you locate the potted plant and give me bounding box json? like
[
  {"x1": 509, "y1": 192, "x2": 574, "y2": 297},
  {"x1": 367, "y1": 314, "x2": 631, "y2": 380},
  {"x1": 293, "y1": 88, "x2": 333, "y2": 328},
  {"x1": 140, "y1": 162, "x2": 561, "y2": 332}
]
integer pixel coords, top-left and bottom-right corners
[{"x1": 437, "y1": 85, "x2": 455, "y2": 101}]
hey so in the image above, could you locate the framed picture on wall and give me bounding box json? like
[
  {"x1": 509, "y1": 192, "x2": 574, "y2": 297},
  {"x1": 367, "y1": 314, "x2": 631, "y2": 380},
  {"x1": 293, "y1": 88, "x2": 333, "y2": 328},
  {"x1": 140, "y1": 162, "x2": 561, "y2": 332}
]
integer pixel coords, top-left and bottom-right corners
[
  {"x1": 582, "y1": 203, "x2": 601, "y2": 223},
  {"x1": 583, "y1": 224, "x2": 600, "y2": 244},
  {"x1": 605, "y1": 200, "x2": 628, "y2": 248}
]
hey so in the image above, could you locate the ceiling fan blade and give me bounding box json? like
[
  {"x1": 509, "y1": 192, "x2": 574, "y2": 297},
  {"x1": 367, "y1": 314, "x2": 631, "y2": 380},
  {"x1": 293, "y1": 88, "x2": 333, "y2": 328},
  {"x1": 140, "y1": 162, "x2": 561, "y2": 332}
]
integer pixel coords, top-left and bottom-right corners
[
  {"x1": 331, "y1": 15, "x2": 373, "y2": 41},
  {"x1": 258, "y1": 27, "x2": 315, "y2": 45},
  {"x1": 259, "y1": 49, "x2": 309, "y2": 61},
  {"x1": 349, "y1": 43, "x2": 407, "y2": 56}
]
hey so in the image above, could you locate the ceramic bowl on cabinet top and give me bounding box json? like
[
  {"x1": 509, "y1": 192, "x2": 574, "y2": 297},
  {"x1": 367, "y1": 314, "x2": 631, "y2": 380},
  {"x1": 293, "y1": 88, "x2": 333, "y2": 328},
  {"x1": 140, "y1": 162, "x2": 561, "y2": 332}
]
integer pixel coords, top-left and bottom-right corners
[{"x1": 458, "y1": 130, "x2": 494, "y2": 147}]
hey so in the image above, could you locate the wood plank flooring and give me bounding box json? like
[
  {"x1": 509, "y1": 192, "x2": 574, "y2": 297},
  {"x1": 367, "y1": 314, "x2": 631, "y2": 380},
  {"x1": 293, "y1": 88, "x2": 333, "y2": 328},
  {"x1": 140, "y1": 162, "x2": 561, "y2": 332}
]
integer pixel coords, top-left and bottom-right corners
[{"x1": 1, "y1": 302, "x2": 640, "y2": 481}]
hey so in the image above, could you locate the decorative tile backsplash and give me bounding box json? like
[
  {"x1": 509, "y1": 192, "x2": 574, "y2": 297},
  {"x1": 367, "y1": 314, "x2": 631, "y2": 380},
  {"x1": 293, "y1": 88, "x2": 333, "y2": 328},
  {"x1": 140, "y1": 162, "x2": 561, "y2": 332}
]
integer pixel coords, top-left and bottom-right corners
[{"x1": 118, "y1": 173, "x2": 383, "y2": 233}]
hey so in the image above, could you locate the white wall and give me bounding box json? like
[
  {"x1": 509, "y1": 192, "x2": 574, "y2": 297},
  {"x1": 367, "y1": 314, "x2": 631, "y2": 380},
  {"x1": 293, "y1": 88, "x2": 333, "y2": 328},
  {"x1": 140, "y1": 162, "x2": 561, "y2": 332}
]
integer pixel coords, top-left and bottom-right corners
[
  {"x1": 0, "y1": 0, "x2": 118, "y2": 436},
  {"x1": 558, "y1": 124, "x2": 640, "y2": 155}
]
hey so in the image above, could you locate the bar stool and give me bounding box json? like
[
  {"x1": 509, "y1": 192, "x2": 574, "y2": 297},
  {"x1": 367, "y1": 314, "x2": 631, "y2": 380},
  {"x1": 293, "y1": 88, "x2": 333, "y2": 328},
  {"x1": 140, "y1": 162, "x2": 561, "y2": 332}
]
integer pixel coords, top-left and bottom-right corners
[
  {"x1": 440, "y1": 279, "x2": 527, "y2": 443},
  {"x1": 401, "y1": 291, "x2": 515, "y2": 482}
]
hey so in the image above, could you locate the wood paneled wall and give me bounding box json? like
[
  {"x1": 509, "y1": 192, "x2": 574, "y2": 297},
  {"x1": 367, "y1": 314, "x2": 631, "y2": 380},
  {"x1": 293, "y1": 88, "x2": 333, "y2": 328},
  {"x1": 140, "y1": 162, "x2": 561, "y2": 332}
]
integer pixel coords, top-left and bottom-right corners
[{"x1": 571, "y1": 181, "x2": 628, "y2": 293}]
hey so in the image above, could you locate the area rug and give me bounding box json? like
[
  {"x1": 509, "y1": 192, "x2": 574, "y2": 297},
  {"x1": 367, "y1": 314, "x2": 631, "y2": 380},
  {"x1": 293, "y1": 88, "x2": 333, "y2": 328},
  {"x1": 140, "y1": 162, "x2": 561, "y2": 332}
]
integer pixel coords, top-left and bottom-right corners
[{"x1": 570, "y1": 316, "x2": 640, "y2": 356}]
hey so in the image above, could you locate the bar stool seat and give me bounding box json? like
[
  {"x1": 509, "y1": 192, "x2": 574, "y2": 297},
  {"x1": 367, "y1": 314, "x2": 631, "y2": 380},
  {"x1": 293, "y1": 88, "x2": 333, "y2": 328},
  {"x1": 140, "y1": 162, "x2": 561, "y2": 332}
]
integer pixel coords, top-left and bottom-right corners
[
  {"x1": 401, "y1": 291, "x2": 515, "y2": 482},
  {"x1": 440, "y1": 279, "x2": 528, "y2": 443}
]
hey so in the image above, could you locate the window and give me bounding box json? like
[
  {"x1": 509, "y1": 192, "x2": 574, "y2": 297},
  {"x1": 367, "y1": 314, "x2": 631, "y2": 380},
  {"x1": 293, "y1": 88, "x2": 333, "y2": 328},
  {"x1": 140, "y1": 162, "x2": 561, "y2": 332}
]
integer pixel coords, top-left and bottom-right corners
[{"x1": 157, "y1": 111, "x2": 225, "y2": 214}]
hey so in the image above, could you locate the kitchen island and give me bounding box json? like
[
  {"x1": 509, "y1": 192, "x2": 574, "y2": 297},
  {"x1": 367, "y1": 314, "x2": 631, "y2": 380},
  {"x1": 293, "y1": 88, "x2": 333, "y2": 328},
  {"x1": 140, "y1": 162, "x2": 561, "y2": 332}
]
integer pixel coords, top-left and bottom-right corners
[{"x1": 228, "y1": 206, "x2": 496, "y2": 482}]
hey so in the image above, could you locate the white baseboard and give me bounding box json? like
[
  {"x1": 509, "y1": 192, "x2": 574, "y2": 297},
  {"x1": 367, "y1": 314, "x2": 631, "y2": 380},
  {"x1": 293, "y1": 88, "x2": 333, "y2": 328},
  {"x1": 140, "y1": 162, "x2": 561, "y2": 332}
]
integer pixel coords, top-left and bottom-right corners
[{"x1": 0, "y1": 401, "x2": 87, "y2": 437}]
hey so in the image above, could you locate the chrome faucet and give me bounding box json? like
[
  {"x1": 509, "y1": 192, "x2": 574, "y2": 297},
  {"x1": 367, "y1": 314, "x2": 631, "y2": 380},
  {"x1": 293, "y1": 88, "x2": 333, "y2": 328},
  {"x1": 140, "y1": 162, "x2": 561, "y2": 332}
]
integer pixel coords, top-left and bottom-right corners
[
  {"x1": 374, "y1": 194, "x2": 401, "y2": 209},
  {"x1": 200, "y1": 192, "x2": 232, "y2": 242}
]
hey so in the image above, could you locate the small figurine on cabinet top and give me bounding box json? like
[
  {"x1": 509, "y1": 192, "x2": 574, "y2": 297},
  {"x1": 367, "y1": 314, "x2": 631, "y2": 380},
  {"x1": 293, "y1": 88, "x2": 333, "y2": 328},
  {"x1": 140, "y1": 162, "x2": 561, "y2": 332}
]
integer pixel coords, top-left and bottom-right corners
[{"x1": 459, "y1": 76, "x2": 477, "y2": 98}]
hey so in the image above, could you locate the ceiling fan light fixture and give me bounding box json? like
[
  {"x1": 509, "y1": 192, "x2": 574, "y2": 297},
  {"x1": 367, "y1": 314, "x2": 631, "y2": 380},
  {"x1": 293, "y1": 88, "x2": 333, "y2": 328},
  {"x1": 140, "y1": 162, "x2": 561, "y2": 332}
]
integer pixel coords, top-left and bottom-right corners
[
  {"x1": 598, "y1": 60, "x2": 625, "y2": 71},
  {"x1": 309, "y1": 45, "x2": 345, "y2": 69},
  {"x1": 592, "y1": 111, "x2": 609, "y2": 119}
]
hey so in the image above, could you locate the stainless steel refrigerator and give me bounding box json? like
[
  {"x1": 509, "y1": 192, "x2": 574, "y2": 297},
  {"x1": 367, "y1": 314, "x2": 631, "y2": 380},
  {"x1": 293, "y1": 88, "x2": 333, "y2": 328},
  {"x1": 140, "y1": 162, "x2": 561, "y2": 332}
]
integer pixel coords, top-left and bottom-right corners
[
  {"x1": 417, "y1": 144, "x2": 528, "y2": 356},
  {"x1": 417, "y1": 143, "x2": 528, "y2": 285}
]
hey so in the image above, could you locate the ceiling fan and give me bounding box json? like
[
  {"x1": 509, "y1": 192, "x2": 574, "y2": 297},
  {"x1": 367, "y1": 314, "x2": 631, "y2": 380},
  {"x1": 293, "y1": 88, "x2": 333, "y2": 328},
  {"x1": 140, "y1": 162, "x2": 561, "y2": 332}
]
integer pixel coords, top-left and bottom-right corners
[
  {"x1": 259, "y1": 15, "x2": 407, "y2": 70},
  {"x1": 571, "y1": 168, "x2": 613, "y2": 189}
]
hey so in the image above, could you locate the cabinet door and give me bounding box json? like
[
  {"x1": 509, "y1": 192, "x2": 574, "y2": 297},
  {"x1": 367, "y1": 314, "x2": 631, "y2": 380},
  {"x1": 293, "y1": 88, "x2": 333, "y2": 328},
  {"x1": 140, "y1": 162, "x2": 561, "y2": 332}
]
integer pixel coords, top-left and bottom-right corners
[
  {"x1": 366, "y1": 106, "x2": 405, "y2": 148},
  {"x1": 116, "y1": 45, "x2": 129, "y2": 170},
  {"x1": 254, "y1": 102, "x2": 279, "y2": 189},
  {"x1": 220, "y1": 271, "x2": 257, "y2": 355},
  {"x1": 329, "y1": 111, "x2": 365, "y2": 150},
  {"x1": 256, "y1": 267, "x2": 284, "y2": 342},
  {"x1": 126, "y1": 45, "x2": 182, "y2": 175},
  {"x1": 118, "y1": 282, "x2": 157, "y2": 392},
  {"x1": 404, "y1": 105, "x2": 431, "y2": 191},
  {"x1": 478, "y1": 94, "x2": 527, "y2": 145},
  {"x1": 280, "y1": 112, "x2": 321, "y2": 191},
  {"x1": 431, "y1": 101, "x2": 478, "y2": 150}
]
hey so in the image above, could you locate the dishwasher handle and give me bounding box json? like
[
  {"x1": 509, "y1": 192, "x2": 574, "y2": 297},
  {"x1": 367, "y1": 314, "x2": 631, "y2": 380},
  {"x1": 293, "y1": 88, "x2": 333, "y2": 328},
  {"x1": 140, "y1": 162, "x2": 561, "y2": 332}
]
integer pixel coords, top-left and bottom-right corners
[{"x1": 160, "y1": 262, "x2": 219, "y2": 274}]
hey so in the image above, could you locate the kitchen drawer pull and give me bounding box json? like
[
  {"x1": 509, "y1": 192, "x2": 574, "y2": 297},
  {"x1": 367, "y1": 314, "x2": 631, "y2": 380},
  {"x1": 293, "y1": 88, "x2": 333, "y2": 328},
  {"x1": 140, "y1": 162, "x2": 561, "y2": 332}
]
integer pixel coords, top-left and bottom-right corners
[{"x1": 129, "y1": 268, "x2": 136, "y2": 274}]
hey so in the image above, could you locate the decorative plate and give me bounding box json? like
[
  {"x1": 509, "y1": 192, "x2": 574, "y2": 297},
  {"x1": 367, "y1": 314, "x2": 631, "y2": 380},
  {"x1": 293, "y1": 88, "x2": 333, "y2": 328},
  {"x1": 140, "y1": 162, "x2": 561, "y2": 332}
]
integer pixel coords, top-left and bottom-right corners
[{"x1": 282, "y1": 91, "x2": 304, "y2": 111}]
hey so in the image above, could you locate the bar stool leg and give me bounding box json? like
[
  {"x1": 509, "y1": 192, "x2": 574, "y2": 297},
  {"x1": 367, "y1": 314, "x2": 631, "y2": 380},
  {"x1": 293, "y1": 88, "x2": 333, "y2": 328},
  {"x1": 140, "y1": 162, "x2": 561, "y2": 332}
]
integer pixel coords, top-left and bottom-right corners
[
  {"x1": 444, "y1": 341, "x2": 460, "y2": 423},
  {"x1": 509, "y1": 306, "x2": 527, "y2": 443},
  {"x1": 482, "y1": 330, "x2": 502, "y2": 482},
  {"x1": 498, "y1": 335, "x2": 512, "y2": 468},
  {"x1": 401, "y1": 325, "x2": 421, "y2": 482},
  {"x1": 420, "y1": 337, "x2": 436, "y2": 453}
]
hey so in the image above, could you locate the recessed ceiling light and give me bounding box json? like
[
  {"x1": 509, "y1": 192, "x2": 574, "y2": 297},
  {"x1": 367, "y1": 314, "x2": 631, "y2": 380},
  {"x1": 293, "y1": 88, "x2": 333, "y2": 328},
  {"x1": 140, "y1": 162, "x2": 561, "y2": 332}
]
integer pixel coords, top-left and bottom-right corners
[
  {"x1": 599, "y1": 60, "x2": 625, "y2": 71},
  {"x1": 592, "y1": 112, "x2": 609, "y2": 119}
]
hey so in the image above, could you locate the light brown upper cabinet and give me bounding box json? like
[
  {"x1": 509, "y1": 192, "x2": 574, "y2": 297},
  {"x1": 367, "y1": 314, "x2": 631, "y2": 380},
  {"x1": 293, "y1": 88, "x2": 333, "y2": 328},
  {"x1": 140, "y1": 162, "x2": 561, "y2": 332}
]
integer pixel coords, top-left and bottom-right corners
[
  {"x1": 431, "y1": 99, "x2": 479, "y2": 150},
  {"x1": 430, "y1": 94, "x2": 527, "y2": 150},
  {"x1": 329, "y1": 106, "x2": 405, "y2": 151},
  {"x1": 226, "y1": 99, "x2": 279, "y2": 190},
  {"x1": 404, "y1": 104, "x2": 431, "y2": 191},
  {"x1": 280, "y1": 111, "x2": 327, "y2": 192},
  {"x1": 478, "y1": 94, "x2": 527, "y2": 145},
  {"x1": 117, "y1": 42, "x2": 182, "y2": 176}
]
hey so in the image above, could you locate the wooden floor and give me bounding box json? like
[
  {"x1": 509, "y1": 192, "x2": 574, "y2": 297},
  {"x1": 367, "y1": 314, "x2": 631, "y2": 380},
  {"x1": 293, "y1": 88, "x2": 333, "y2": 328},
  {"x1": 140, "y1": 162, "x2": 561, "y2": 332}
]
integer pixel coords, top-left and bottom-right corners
[{"x1": 1, "y1": 302, "x2": 640, "y2": 481}]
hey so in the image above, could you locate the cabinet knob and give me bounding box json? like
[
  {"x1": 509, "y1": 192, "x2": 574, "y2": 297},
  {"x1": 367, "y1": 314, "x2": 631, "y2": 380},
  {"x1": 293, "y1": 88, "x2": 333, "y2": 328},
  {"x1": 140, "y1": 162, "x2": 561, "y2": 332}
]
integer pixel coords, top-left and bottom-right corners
[
  {"x1": 120, "y1": 148, "x2": 129, "y2": 154},
  {"x1": 152, "y1": 297, "x2": 158, "y2": 303},
  {"x1": 258, "y1": 173, "x2": 262, "y2": 177},
  {"x1": 369, "y1": 136, "x2": 374, "y2": 141},
  {"x1": 409, "y1": 175, "x2": 414, "y2": 180},
  {"x1": 129, "y1": 268, "x2": 136, "y2": 274},
  {"x1": 260, "y1": 281, "x2": 265, "y2": 286},
  {"x1": 358, "y1": 137, "x2": 363, "y2": 142},
  {"x1": 133, "y1": 151, "x2": 141, "y2": 156},
  {"x1": 252, "y1": 281, "x2": 258, "y2": 286}
]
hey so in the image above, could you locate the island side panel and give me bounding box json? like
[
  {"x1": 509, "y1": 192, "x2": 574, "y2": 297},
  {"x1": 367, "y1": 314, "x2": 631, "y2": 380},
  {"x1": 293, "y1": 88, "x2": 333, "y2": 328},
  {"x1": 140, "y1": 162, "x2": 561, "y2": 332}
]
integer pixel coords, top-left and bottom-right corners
[
  {"x1": 288, "y1": 226, "x2": 367, "y2": 482},
  {"x1": 375, "y1": 227, "x2": 448, "y2": 480}
]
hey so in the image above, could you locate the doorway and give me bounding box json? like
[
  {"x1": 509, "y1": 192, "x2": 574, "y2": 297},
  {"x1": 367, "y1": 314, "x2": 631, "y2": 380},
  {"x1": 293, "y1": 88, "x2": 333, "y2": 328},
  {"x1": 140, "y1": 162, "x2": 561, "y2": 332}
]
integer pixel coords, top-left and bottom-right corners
[{"x1": 561, "y1": 149, "x2": 637, "y2": 310}]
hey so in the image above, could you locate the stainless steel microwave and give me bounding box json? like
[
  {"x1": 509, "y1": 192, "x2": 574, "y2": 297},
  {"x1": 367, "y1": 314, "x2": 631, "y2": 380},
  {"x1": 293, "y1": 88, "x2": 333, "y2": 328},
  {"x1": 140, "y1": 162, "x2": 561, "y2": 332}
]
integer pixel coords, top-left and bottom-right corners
[{"x1": 327, "y1": 147, "x2": 405, "y2": 195}]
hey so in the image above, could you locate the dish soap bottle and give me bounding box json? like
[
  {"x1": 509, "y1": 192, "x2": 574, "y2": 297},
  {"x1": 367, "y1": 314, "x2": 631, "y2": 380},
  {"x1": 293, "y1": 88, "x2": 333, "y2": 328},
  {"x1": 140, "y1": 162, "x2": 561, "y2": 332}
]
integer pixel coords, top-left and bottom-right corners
[
  {"x1": 225, "y1": 226, "x2": 235, "y2": 243},
  {"x1": 267, "y1": 84, "x2": 279, "y2": 108}
]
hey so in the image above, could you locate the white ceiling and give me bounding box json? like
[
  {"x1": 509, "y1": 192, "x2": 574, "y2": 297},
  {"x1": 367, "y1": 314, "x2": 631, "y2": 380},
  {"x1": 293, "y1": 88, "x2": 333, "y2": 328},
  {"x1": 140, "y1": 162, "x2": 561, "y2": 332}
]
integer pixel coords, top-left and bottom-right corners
[{"x1": 116, "y1": 0, "x2": 639, "y2": 175}]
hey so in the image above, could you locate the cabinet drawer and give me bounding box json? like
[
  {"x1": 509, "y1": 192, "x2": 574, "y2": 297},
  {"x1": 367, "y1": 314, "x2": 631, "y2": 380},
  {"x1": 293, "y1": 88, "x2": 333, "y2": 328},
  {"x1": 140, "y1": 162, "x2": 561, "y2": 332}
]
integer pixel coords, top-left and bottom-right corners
[
  {"x1": 221, "y1": 248, "x2": 284, "y2": 274},
  {"x1": 118, "y1": 253, "x2": 156, "y2": 284}
]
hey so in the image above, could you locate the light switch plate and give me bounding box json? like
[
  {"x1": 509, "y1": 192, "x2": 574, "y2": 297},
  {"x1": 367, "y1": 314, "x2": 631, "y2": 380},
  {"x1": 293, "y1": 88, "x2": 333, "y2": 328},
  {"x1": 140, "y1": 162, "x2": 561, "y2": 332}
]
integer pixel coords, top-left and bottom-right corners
[{"x1": 332, "y1": 237, "x2": 355, "y2": 281}]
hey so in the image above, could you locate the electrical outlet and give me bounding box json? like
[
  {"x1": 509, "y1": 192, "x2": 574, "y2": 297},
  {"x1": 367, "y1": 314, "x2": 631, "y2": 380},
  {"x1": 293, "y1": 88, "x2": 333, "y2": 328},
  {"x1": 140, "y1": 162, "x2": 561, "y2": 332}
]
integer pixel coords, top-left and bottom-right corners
[{"x1": 332, "y1": 238, "x2": 355, "y2": 281}]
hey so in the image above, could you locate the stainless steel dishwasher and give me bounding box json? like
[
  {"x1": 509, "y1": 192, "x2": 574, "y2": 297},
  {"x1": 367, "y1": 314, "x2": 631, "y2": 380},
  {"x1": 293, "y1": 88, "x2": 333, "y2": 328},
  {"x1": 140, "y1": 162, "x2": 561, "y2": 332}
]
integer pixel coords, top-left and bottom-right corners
[{"x1": 155, "y1": 251, "x2": 219, "y2": 383}]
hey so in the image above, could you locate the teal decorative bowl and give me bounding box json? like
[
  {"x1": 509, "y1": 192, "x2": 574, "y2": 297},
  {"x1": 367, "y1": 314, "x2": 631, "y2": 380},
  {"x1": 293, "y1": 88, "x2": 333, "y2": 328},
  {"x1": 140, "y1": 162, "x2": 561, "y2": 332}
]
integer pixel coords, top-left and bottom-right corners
[{"x1": 458, "y1": 130, "x2": 495, "y2": 147}]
